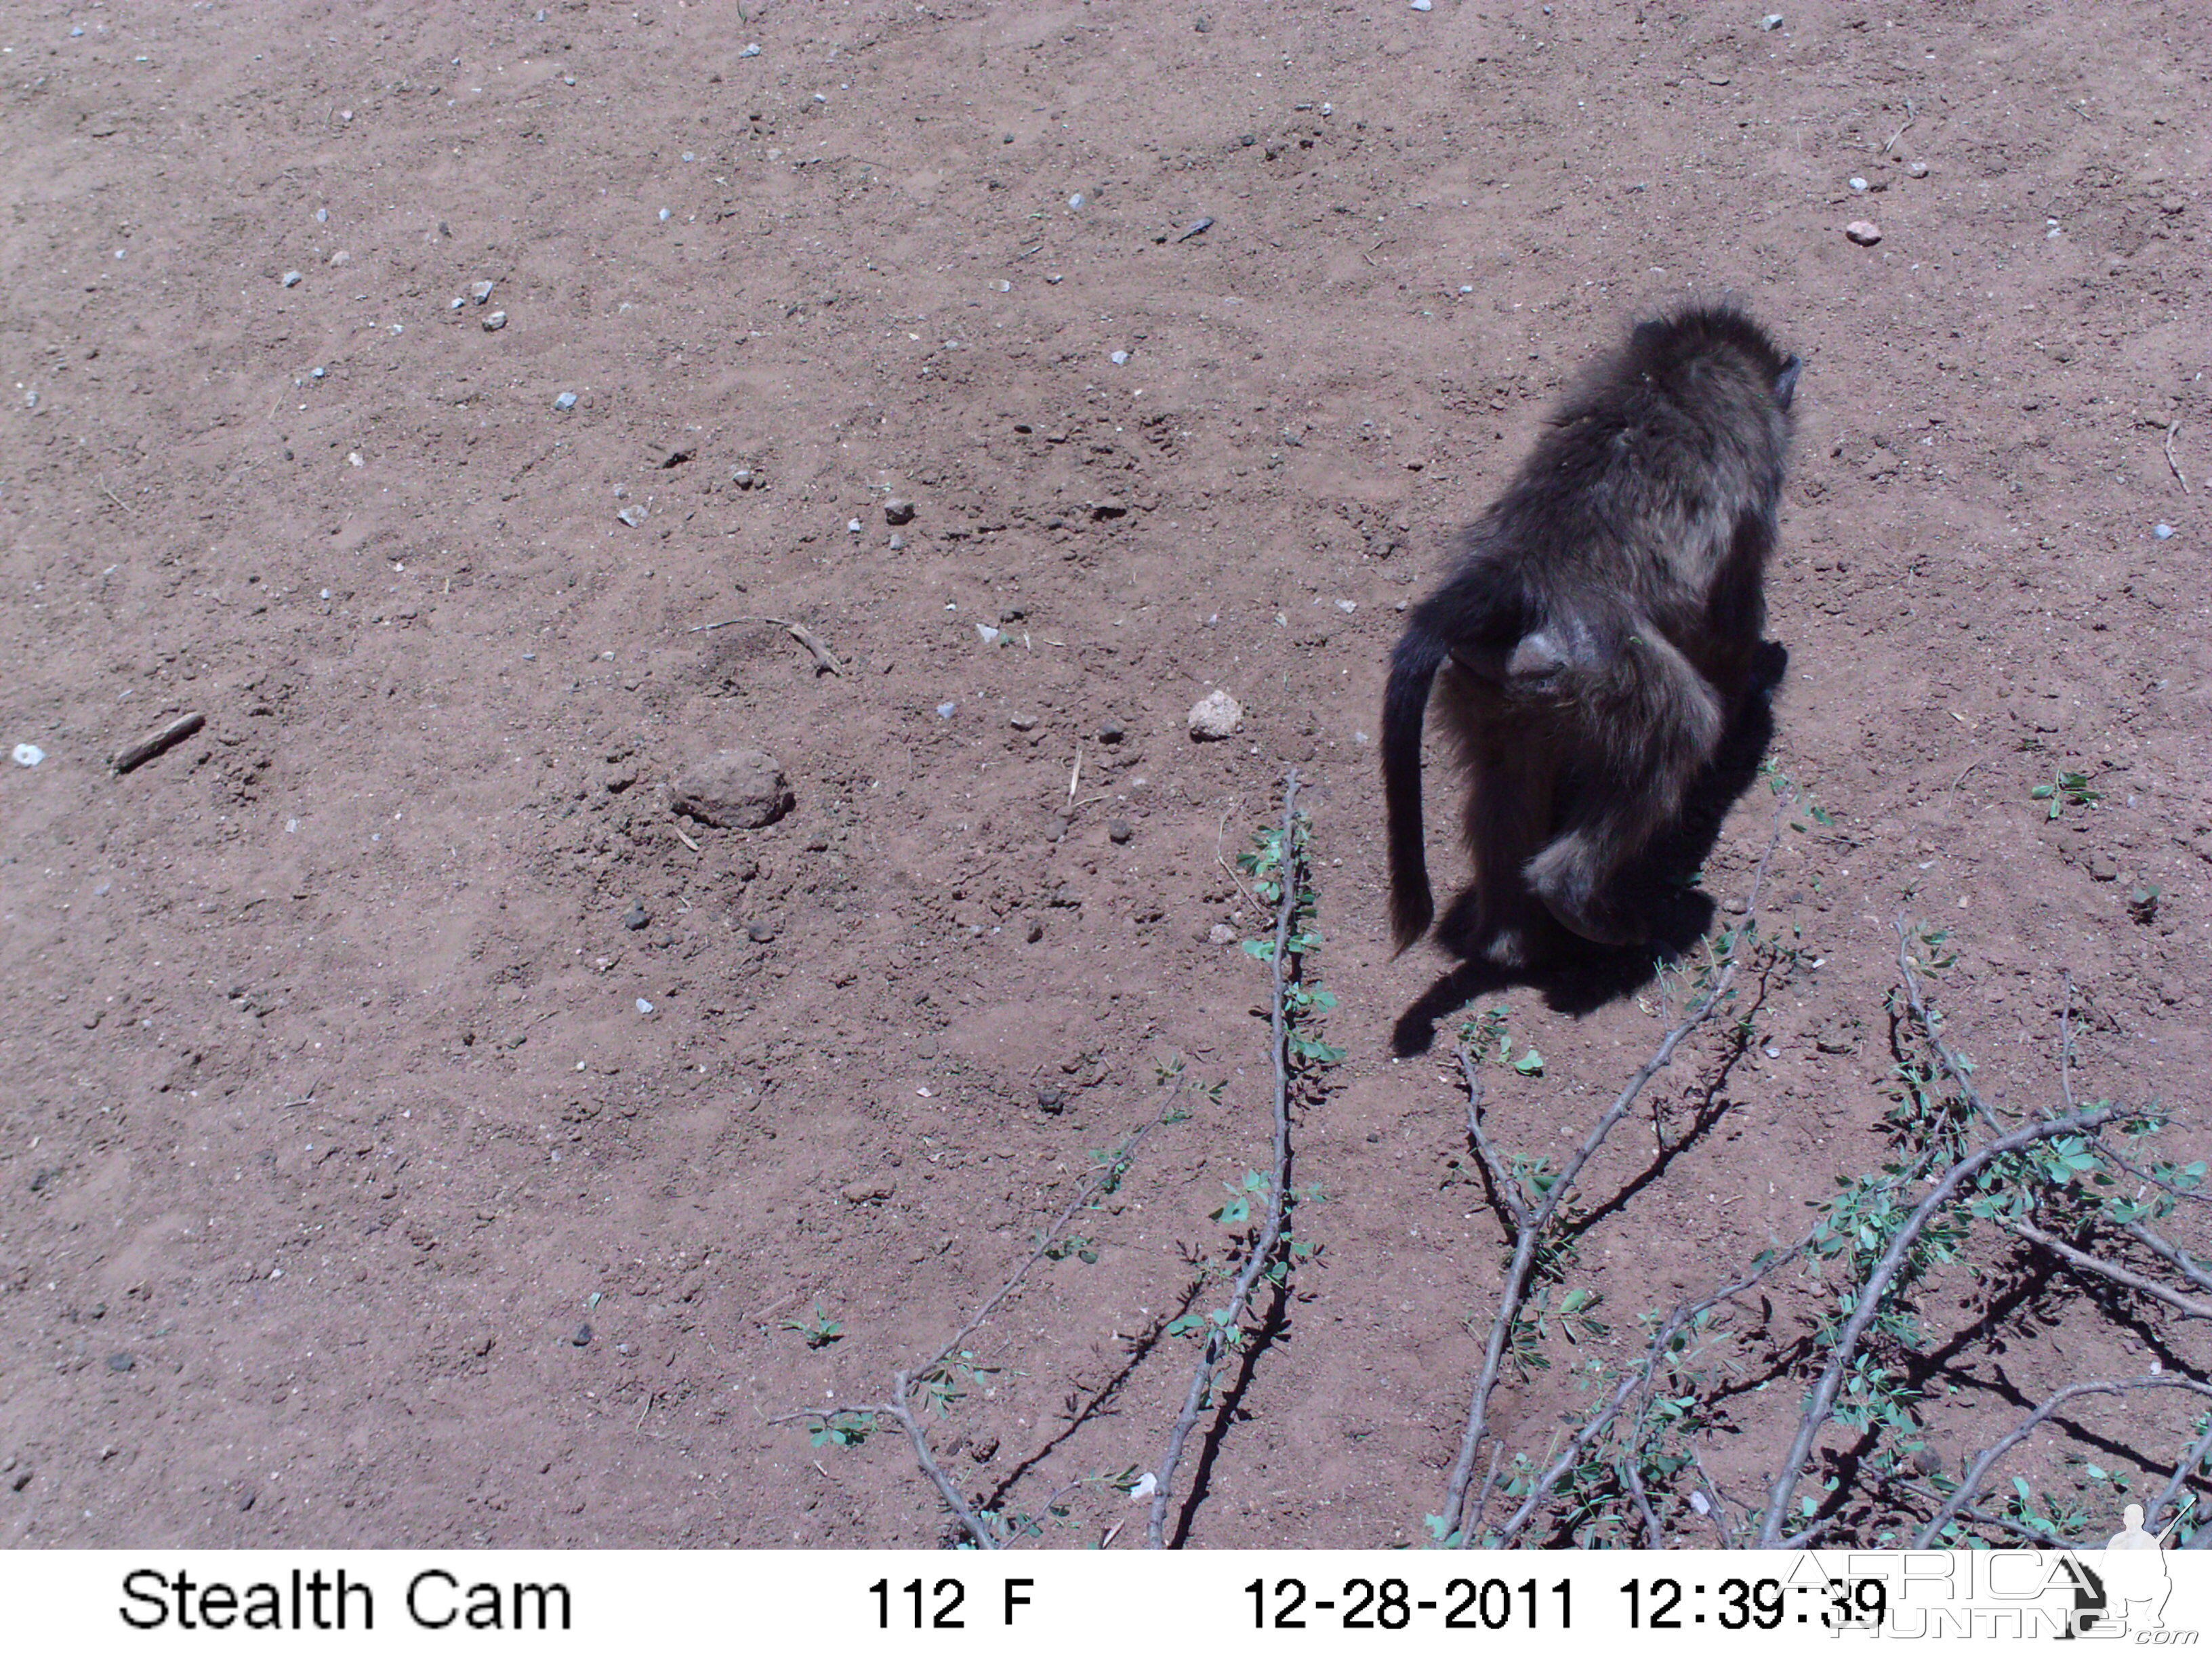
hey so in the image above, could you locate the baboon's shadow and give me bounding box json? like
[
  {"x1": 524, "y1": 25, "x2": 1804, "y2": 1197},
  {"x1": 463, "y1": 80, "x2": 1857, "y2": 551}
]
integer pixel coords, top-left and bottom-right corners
[{"x1": 1390, "y1": 642, "x2": 1786, "y2": 1057}]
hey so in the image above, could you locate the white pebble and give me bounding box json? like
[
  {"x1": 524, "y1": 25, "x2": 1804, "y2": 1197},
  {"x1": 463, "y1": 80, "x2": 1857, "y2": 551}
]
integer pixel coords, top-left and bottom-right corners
[
  {"x1": 1760, "y1": 13, "x2": 1784, "y2": 29},
  {"x1": 936, "y1": 701, "x2": 958, "y2": 718},
  {"x1": 659, "y1": 207, "x2": 672, "y2": 222},
  {"x1": 2154, "y1": 523, "x2": 2175, "y2": 539},
  {"x1": 281, "y1": 270, "x2": 302, "y2": 287},
  {"x1": 482, "y1": 310, "x2": 507, "y2": 331},
  {"x1": 13, "y1": 743, "x2": 44, "y2": 767},
  {"x1": 554, "y1": 391, "x2": 577, "y2": 410},
  {"x1": 1109, "y1": 349, "x2": 1129, "y2": 365},
  {"x1": 1187, "y1": 689, "x2": 1243, "y2": 741},
  {"x1": 1411, "y1": 0, "x2": 1432, "y2": 10},
  {"x1": 1068, "y1": 193, "x2": 1084, "y2": 208},
  {"x1": 1845, "y1": 220, "x2": 1882, "y2": 245},
  {"x1": 740, "y1": 43, "x2": 760, "y2": 57},
  {"x1": 636, "y1": 998, "x2": 654, "y2": 1014},
  {"x1": 847, "y1": 518, "x2": 863, "y2": 533},
  {"x1": 1849, "y1": 176, "x2": 1868, "y2": 190}
]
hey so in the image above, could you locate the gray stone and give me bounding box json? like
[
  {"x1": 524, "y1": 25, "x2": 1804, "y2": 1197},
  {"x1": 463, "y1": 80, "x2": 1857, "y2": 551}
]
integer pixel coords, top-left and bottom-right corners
[
  {"x1": 670, "y1": 748, "x2": 794, "y2": 829},
  {"x1": 1845, "y1": 220, "x2": 1882, "y2": 245},
  {"x1": 884, "y1": 497, "x2": 916, "y2": 525}
]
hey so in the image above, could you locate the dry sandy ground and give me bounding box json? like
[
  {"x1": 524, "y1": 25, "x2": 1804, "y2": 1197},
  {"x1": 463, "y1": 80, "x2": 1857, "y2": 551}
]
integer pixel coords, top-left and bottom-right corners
[{"x1": 2, "y1": 0, "x2": 2207, "y2": 1548}]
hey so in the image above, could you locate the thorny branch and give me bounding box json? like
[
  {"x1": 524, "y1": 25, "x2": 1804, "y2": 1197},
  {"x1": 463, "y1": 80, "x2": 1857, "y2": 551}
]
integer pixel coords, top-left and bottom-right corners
[
  {"x1": 1757, "y1": 1105, "x2": 2118, "y2": 1547},
  {"x1": 1147, "y1": 772, "x2": 1305, "y2": 1548},
  {"x1": 1910, "y1": 1374, "x2": 2212, "y2": 1547},
  {"x1": 1439, "y1": 788, "x2": 1795, "y2": 1544}
]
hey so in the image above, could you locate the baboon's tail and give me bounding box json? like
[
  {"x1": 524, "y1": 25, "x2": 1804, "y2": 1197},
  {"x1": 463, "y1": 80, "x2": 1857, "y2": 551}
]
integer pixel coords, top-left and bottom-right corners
[{"x1": 1382, "y1": 621, "x2": 1451, "y2": 954}]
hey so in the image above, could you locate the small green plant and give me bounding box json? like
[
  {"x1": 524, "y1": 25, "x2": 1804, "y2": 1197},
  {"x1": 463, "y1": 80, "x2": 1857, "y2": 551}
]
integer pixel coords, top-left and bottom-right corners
[
  {"x1": 2030, "y1": 768, "x2": 2100, "y2": 820},
  {"x1": 1041, "y1": 1233, "x2": 1099, "y2": 1264},
  {"x1": 1462, "y1": 1004, "x2": 1544, "y2": 1075},
  {"x1": 806, "y1": 1409, "x2": 877, "y2": 1449},
  {"x1": 782, "y1": 1300, "x2": 844, "y2": 1349}
]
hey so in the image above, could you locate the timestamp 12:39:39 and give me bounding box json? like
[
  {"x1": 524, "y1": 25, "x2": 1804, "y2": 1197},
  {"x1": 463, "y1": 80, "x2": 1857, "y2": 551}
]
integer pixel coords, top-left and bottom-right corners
[{"x1": 1620, "y1": 1576, "x2": 1890, "y2": 1631}]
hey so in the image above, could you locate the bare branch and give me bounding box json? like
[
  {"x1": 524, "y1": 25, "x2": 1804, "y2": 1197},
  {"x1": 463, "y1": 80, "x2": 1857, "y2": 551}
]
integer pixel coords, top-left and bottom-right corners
[
  {"x1": 2003, "y1": 1218, "x2": 2212, "y2": 1321},
  {"x1": 1759, "y1": 1105, "x2": 2118, "y2": 1547},
  {"x1": 2125, "y1": 1221, "x2": 2212, "y2": 1295}
]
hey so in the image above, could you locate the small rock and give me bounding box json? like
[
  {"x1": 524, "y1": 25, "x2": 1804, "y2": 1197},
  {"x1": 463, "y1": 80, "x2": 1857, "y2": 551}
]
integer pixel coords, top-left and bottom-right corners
[
  {"x1": 470, "y1": 281, "x2": 495, "y2": 304},
  {"x1": 1208, "y1": 923, "x2": 1238, "y2": 946},
  {"x1": 1038, "y1": 1086, "x2": 1066, "y2": 1113},
  {"x1": 554, "y1": 391, "x2": 577, "y2": 411},
  {"x1": 106, "y1": 1353, "x2": 135, "y2": 1374},
  {"x1": 1026, "y1": 920, "x2": 1045, "y2": 943},
  {"x1": 1906, "y1": 161, "x2": 1929, "y2": 178},
  {"x1": 2089, "y1": 855, "x2": 2119, "y2": 883},
  {"x1": 840, "y1": 1180, "x2": 895, "y2": 1204},
  {"x1": 746, "y1": 920, "x2": 777, "y2": 943},
  {"x1": 6, "y1": 1467, "x2": 27, "y2": 1494},
  {"x1": 1845, "y1": 220, "x2": 1882, "y2": 245},
  {"x1": 1108, "y1": 820, "x2": 1132, "y2": 844},
  {"x1": 13, "y1": 744, "x2": 43, "y2": 767},
  {"x1": 884, "y1": 497, "x2": 916, "y2": 524},
  {"x1": 1411, "y1": 0, "x2": 1432, "y2": 9},
  {"x1": 483, "y1": 310, "x2": 508, "y2": 331},
  {"x1": 888, "y1": 535, "x2": 905, "y2": 552},
  {"x1": 1098, "y1": 720, "x2": 1126, "y2": 744},
  {"x1": 1848, "y1": 176, "x2": 1869, "y2": 191},
  {"x1": 1000, "y1": 605, "x2": 1027, "y2": 622},
  {"x1": 669, "y1": 748, "x2": 795, "y2": 829},
  {"x1": 616, "y1": 505, "x2": 645, "y2": 527},
  {"x1": 1761, "y1": 12, "x2": 1784, "y2": 28},
  {"x1": 739, "y1": 42, "x2": 760, "y2": 57},
  {"x1": 969, "y1": 1435, "x2": 1000, "y2": 1463},
  {"x1": 733, "y1": 468, "x2": 755, "y2": 489},
  {"x1": 1109, "y1": 349, "x2": 1129, "y2": 365},
  {"x1": 572, "y1": 1323, "x2": 593, "y2": 1347},
  {"x1": 1188, "y1": 689, "x2": 1242, "y2": 741},
  {"x1": 2154, "y1": 523, "x2": 2175, "y2": 539},
  {"x1": 624, "y1": 903, "x2": 650, "y2": 930},
  {"x1": 1009, "y1": 713, "x2": 1038, "y2": 731},
  {"x1": 936, "y1": 701, "x2": 958, "y2": 718},
  {"x1": 634, "y1": 997, "x2": 654, "y2": 1014},
  {"x1": 804, "y1": 832, "x2": 830, "y2": 852},
  {"x1": 281, "y1": 270, "x2": 302, "y2": 287}
]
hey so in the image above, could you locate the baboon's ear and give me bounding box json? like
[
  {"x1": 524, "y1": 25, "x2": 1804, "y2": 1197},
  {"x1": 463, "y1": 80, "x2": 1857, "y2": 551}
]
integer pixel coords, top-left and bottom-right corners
[{"x1": 1774, "y1": 354, "x2": 1803, "y2": 411}]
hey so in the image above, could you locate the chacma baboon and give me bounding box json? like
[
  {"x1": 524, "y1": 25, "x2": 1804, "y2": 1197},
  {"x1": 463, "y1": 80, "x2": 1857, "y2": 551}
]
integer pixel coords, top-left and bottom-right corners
[{"x1": 1383, "y1": 306, "x2": 1801, "y2": 964}]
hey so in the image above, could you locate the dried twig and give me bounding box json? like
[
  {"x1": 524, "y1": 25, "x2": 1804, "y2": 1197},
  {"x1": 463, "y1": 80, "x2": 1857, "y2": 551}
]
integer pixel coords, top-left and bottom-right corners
[
  {"x1": 112, "y1": 711, "x2": 205, "y2": 773},
  {"x1": 1881, "y1": 98, "x2": 1916, "y2": 155},
  {"x1": 1757, "y1": 1104, "x2": 2118, "y2": 1547},
  {"x1": 1147, "y1": 772, "x2": 1304, "y2": 1548},
  {"x1": 1441, "y1": 789, "x2": 1795, "y2": 1544},
  {"x1": 1067, "y1": 742, "x2": 1084, "y2": 806},
  {"x1": 2125, "y1": 1222, "x2": 2212, "y2": 1294},
  {"x1": 1911, "y1": 1374, "x2": 2212, "y2": 1547},
  {"x1": 688, "y1": 615, "x2": 842, "y2": 674},
  {"x1": 2002, "y1": 1218, "x2": 2212, "y2": 1320},
  {"x1": 2168, "y1": 420, "x2": 2191, "y2": 493}
]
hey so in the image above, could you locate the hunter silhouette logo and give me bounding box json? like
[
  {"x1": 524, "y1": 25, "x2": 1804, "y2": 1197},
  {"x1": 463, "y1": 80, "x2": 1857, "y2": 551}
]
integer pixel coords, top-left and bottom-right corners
[{"x1": 2066, "y1": 1498, "x2": 2190, "y2": 1638}]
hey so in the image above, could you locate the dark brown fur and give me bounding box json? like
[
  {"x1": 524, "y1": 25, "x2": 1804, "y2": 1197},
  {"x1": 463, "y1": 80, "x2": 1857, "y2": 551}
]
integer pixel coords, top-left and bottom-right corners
[{"x1": 1382, "y1": 306, "x2": 1801, "y2": 963}]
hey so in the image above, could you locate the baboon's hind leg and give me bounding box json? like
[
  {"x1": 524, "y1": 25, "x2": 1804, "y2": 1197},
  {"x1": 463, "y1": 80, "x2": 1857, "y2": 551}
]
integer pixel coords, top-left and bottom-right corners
[{"x1": 1525, "y1": 632, "x2": 1725, "y2": 947}]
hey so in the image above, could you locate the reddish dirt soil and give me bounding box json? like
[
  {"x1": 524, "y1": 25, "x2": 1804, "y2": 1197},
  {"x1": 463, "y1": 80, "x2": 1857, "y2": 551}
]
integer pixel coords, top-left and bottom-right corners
[{"x1": 3, "y1": 0, "x2": 2206, "y2": 1549}]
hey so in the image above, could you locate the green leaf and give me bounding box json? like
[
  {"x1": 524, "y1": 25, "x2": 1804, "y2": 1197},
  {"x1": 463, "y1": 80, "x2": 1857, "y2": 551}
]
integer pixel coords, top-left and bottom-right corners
[{"x1": 1513, "y1": 1047, "x2": 1545, "y2": 1076}]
